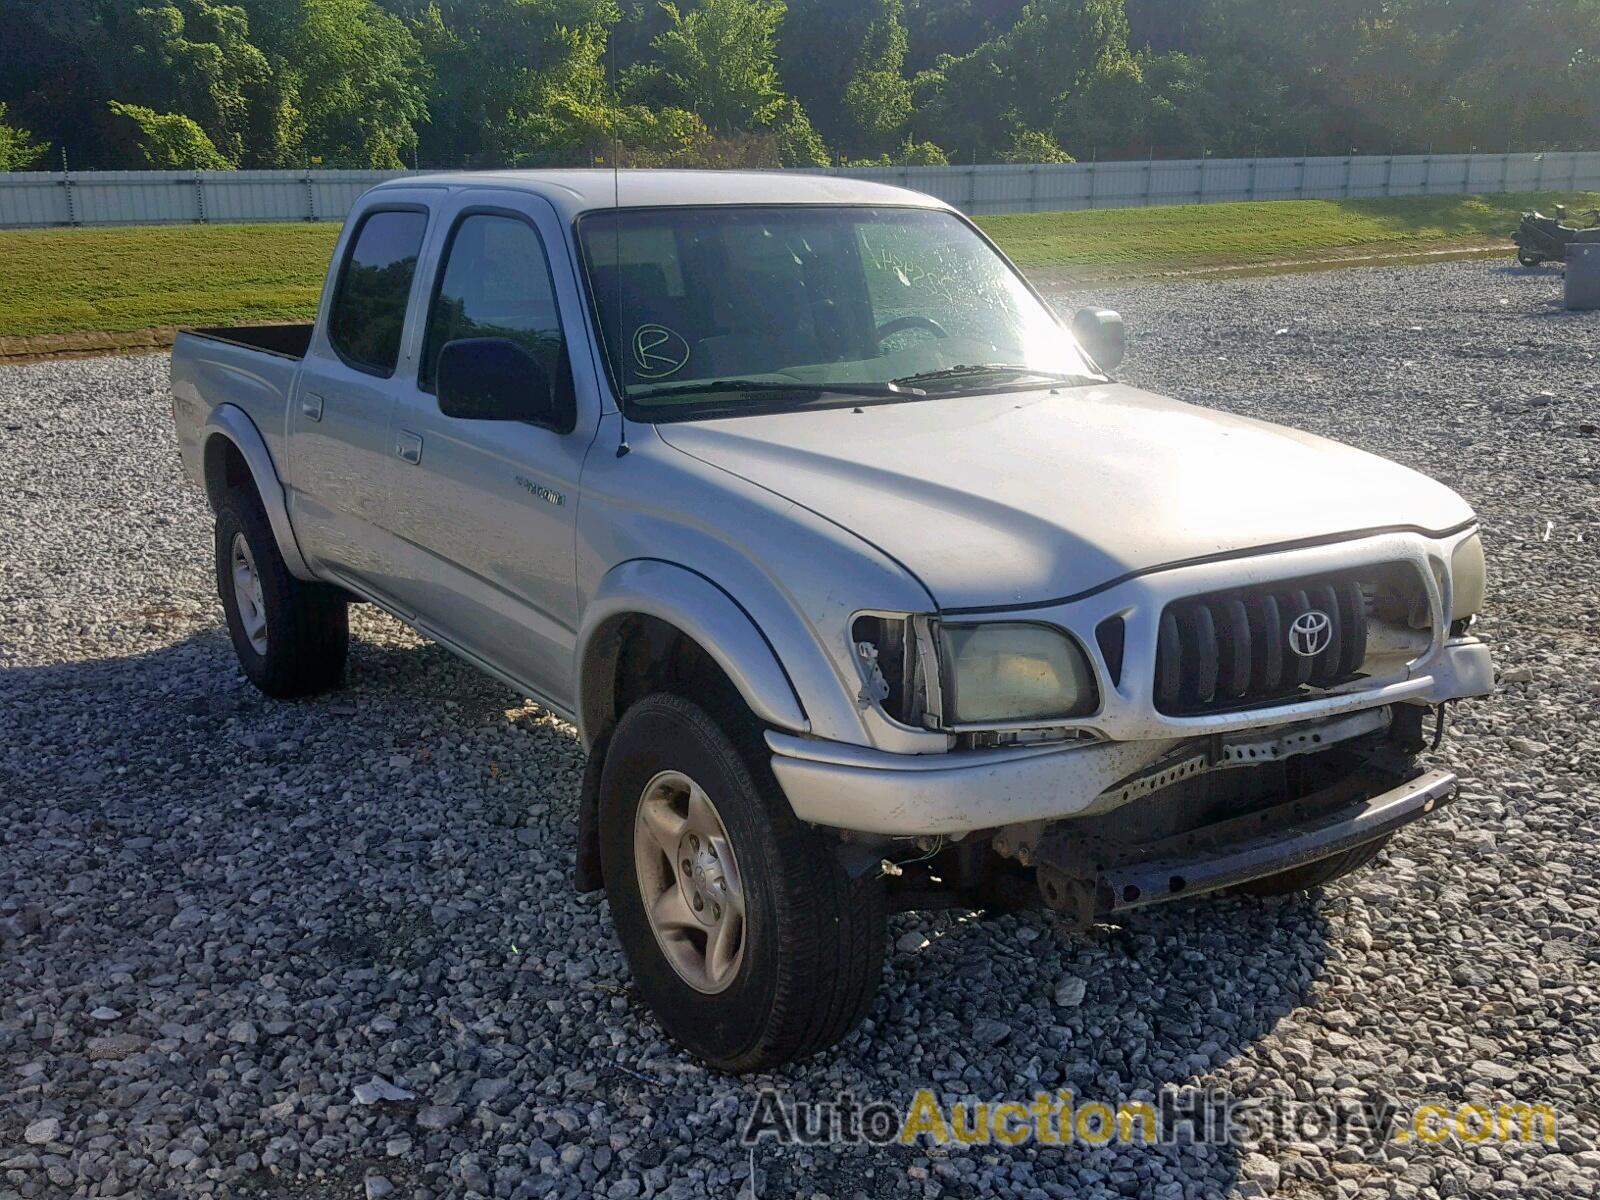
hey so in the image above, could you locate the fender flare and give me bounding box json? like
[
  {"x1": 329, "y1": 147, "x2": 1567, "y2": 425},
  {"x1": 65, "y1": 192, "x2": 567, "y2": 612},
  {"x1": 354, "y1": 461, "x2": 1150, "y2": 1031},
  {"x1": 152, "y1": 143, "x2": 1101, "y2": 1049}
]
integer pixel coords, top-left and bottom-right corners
[
  {"x1": 575, "y1": 559, "x2": 810, "y2": 748},
  {"x1": 201, "y1": 404, "x2": 315, "y2": 581}
]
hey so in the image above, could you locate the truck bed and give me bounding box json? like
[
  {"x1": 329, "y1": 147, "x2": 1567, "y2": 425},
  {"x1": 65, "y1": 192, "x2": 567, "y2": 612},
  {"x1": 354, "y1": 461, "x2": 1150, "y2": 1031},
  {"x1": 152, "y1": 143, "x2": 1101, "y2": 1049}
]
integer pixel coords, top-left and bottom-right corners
[
  {"x1": 171, "y1": 325, "x2": 310, "y2": 496},
  {"x1": 187, "y1": 323, "x2": 314, "y2": 360}
]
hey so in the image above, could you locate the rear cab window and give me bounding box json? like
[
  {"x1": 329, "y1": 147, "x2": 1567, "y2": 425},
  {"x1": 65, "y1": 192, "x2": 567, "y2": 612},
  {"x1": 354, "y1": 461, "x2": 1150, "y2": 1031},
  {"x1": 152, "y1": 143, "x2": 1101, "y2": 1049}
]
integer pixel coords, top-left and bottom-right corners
[{"x1": 326, "y1": 208, "x2": 429, "y2": 376}]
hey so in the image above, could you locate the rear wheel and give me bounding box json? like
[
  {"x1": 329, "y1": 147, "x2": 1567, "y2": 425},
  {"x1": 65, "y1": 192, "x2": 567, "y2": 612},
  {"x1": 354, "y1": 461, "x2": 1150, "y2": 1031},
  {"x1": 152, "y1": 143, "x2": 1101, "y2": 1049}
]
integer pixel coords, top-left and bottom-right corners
[
  {"x1": 599, "y1": 692, "x2": 887, "y2": 1072},
  {"x1": 215, "y1": 490, "x2": 348, "y2": 698},
  {"x1": 1234, "y1": 833, "x2": 1391, "y2": 897},
  {"x1": 1518, "y1": 249, "x2": 1545, "y2": 268}
]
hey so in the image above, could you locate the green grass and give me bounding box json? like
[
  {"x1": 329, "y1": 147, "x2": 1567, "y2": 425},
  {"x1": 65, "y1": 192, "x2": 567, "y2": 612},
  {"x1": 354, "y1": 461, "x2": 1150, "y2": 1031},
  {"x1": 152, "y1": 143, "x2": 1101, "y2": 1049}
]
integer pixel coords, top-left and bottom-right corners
[
  {"x1": 0, "y1": 222, "x2": 338, "y2": 340},
  {"x1": 1, "y1": 191, "x2": 1593, "y2": 343},
  {"x1": 981, "y1": 191, "x2": 1599, "y2": 271}
]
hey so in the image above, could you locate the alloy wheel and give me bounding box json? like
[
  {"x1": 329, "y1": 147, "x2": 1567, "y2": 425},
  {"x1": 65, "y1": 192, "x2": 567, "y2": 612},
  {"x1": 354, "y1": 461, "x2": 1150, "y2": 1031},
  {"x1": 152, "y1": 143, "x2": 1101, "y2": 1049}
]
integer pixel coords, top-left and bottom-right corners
[
  {"x1": 230, "y1": 532, "x2": 269, "y2": 655},
  {"x1": 633, "y1": 769, "x2": 747, "y2": 994}
]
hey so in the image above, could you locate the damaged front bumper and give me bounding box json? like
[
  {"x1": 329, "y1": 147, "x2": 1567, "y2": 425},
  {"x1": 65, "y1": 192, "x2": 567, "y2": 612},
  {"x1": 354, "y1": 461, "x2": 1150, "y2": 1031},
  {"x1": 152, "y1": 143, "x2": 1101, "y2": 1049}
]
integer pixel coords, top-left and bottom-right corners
[
  {"x1": 770, "y1": 683, "x2": 1467, "y2": 837},
  {"x1": 1034, "y1": 765, "x2": 1456, "y2": 921}
]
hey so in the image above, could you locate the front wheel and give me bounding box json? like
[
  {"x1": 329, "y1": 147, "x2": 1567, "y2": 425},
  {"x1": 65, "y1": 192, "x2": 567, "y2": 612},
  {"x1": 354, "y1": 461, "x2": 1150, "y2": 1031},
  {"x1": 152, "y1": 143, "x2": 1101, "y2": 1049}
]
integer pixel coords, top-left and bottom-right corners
[
  {"x1": 1517, "y1": 248, "x2": 1545, "y2": 268},
  {"x1": 599, "y1": 693, "x2": 887, "y2": 1072}
]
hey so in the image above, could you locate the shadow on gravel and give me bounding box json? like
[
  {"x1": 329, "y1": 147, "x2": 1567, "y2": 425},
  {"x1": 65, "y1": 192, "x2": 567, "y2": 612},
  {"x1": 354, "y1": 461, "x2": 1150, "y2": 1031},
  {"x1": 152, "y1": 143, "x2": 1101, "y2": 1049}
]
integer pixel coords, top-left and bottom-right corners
[
  {"x1": 0, "y1": 623, "x2": 543, "y2": 795},
  {"x1": 3, "y1": 627, "x2": 1331, "y2": 1199},
  {"x1": 767, "y1": 895, "x2": 1332, "y2": 1198}
]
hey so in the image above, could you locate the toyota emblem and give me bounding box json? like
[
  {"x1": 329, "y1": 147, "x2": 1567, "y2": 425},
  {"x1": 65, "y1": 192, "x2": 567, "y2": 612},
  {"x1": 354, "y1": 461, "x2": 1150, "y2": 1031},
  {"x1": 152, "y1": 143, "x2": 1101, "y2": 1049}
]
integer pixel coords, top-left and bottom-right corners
[{"x1": 1288, "y1": 610, "x2": 1333, "y2": 658}]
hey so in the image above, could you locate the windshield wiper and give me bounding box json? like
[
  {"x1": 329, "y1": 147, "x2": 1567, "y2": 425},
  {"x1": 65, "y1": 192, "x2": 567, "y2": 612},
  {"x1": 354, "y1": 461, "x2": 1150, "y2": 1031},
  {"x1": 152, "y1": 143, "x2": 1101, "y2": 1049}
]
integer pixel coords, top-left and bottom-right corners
[
  {"x1": 631, "y1": 378, "x2": 924, "y2": 402},
  {"x1": 890, "y1": 364, "x2": 1098, "y2": 388}
]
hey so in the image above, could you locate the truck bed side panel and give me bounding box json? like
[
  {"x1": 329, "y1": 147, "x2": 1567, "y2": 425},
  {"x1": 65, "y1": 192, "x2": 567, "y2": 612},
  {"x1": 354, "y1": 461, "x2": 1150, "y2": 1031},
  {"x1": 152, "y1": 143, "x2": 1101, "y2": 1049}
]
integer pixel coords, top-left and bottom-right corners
[{"x1": 171, "y1": 330, "x2": 302, "y2": 494}]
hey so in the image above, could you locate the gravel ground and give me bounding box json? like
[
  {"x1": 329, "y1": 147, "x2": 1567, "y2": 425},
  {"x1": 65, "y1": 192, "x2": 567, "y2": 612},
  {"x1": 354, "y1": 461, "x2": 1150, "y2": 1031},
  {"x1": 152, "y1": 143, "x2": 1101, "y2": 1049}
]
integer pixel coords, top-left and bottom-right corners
[{"x1": 2, "y1": 258, "x2": 1597, "y2": 1200}]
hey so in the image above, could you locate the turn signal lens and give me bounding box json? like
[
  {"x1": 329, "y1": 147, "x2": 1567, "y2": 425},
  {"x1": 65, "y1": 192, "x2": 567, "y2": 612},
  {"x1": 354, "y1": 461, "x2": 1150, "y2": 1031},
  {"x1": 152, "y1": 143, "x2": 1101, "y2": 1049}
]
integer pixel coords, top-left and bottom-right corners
[{"x1": 1450, "y1": 533, "x2": 1486, "y2": 622}]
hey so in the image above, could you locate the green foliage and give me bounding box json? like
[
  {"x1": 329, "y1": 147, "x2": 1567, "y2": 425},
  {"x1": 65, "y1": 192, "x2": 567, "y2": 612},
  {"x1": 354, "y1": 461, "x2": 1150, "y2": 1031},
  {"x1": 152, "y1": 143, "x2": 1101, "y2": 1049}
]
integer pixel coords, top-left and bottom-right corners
[
  {"x1": 894, "y1": 137, "x2": 948, "y2": 165},
  {"x1": 648, "y1": 0, "x2": 787, "y2": 132},
  {"x1": 844, "y1": 69, "x2": 912, "y2": 143},
  {"x1": 409, "y1": 0, "x2": 706, "y2": 167},
  {"x1": 0, "y1": 103, "x2": 50, "y2": 170},
  {"x1": 108, "y1": 99, "x2": 234, "y2": 167},
  {"x1": 840, "y1": 0, "x2": 913, "y2": 155},
  {"x1": 104, "y1": 1, "x2": 288, "y2": 166},
  {"x1": 997, "y1": 129, "x2": 1074, "y2": 163},
  {"x1": 276, "y1": 0, "x2": 428, "y2": 167},
  {"x1": 771, "y1": 99, "x2": 830, "y2": 165},
  {"x1": 5, "y1": 0, "x2": 1600, "y2": 170},
  {"x1": 912, "y1": 0, "x2": 1135, "y2": 160},
  {"x1": 409, "y1": 0, "x2": 615, "y2": 166},
  {"x1": 779, "y1": 0, "x2": 910, "y2": 152}
]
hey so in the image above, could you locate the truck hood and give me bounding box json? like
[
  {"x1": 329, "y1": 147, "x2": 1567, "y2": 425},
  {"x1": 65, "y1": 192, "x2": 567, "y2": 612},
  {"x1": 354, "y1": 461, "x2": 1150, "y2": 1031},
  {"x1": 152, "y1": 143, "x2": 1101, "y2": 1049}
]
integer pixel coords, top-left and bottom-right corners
[{"x1": 654, "y1": 384, "x2": 1475, "y2": 611}]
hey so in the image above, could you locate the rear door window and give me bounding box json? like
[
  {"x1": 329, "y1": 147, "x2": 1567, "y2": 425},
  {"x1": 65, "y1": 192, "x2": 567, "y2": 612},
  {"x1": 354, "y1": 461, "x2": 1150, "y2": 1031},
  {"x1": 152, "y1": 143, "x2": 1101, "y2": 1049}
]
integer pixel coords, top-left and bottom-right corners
[{"x1": 327, "y1": 209, "x2": 429, "y2": 376}]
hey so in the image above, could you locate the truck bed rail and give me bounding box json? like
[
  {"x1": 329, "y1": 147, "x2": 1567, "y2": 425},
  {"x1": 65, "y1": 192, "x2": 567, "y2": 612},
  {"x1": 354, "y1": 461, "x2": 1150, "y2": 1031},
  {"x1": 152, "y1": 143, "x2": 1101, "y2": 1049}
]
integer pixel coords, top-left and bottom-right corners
[{"x1": 186, "y1": 323, "x2": 313, "y2": 361}]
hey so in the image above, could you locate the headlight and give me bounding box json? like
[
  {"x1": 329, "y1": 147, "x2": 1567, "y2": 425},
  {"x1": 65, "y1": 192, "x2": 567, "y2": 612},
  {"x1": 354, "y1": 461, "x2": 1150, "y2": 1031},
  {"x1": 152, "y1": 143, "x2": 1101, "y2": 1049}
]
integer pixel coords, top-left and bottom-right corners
[
  {"x1": 1450, "y1": 532, "x2": 1486, "y2": 622},
  {"x1": 939, "y1": 622, "x2": 1098, "y2": 724}
]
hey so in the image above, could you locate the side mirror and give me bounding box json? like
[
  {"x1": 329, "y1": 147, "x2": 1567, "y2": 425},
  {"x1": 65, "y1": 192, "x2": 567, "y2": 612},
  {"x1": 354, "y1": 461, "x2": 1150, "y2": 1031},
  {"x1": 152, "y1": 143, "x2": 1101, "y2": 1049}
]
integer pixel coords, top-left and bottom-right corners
[
  {"x1": 1072, "y1": 307, "x2": 1125, "y2": 373},
  {"x1": 437, "y1": 337, "x2": 555, "y2": 424}
]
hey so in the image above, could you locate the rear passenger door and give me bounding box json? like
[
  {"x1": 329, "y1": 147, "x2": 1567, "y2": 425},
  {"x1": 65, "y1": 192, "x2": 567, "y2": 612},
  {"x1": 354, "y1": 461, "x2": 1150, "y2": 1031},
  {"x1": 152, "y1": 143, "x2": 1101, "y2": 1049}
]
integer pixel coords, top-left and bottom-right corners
[
  {"x1": 383, "y1": 195, "x2": 601, "y2": 714},
  {"x1": 288, "y1": 199, "x2": 433, "y2": 598}
]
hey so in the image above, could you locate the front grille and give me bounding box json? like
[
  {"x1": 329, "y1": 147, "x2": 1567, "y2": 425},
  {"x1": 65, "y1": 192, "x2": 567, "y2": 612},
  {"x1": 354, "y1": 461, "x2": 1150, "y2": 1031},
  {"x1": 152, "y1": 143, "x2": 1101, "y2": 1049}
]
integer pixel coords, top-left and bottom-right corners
[{"x1": 1154, "y1": 573, "x2": 1370, "y2": 715}]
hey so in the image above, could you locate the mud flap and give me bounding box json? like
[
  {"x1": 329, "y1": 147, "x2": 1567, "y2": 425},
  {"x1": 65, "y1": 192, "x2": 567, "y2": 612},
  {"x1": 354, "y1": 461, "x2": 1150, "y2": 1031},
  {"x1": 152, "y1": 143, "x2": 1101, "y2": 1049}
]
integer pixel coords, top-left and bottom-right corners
[{"x1": 573, "y1": 725, "x2": 612, "y2": 893}]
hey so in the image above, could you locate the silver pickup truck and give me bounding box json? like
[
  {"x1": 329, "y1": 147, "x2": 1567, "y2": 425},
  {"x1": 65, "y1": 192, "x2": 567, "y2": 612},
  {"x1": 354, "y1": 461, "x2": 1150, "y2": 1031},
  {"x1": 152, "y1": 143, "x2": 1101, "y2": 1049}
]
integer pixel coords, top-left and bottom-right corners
[{"x1": 172, "y1": 170, "x2": 1494, "y2": 1072}]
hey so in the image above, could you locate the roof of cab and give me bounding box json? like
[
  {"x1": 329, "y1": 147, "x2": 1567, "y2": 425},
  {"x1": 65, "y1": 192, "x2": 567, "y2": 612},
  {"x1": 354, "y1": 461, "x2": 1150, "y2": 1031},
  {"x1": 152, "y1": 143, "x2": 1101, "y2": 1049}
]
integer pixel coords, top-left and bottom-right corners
[{"x1": 366, "y1": 169, "x2": 952, "y2": 221}]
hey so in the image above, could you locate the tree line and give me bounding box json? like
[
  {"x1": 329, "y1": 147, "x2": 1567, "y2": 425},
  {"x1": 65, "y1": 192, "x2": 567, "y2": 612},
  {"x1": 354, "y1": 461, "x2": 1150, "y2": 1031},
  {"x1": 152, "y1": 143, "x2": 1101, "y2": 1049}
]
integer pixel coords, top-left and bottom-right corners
[{"x1": 3, "y1": 0, "x2": 1599, "y2": 173}]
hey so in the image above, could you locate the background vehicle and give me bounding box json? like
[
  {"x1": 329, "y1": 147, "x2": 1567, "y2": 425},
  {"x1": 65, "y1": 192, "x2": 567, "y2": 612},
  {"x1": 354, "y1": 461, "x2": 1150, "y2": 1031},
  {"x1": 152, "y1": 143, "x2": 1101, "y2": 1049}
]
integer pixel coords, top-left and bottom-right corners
[
  {"x1": 1513, "y1": 203, "x2": 1600, "y2": 265},
  {"x1": 171, "y1": 171, "x2": 1494, "y2": 1072}
]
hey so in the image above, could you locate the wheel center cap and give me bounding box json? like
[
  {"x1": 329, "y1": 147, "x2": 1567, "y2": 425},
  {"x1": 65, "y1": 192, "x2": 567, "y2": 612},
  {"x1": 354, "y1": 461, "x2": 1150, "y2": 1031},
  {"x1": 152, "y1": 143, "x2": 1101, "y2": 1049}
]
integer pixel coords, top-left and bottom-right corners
[{"x1": 677, "y1": 835, "x2": 723, "y2": 926}]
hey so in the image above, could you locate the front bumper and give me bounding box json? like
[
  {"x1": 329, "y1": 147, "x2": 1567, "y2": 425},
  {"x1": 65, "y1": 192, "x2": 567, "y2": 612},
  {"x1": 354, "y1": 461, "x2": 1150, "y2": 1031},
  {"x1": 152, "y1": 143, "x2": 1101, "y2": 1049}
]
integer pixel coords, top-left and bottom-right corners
[
  {"x1": 1053, "y1": 766, "x2": 1457, "y2": 916},
  {"x1": 771, "y1": 637, "x2": 1487, "y2": 837}
]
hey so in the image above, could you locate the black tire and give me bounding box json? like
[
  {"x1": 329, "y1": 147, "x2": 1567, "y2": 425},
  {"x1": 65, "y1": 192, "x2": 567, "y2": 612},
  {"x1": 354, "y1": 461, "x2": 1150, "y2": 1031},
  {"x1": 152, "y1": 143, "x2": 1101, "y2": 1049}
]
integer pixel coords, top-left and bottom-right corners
[
  {"x1": 1517, "y1": 249, "x2": 1544, "y2": 268},
  {"x1": 1234, "y1": 833, "x2": 1391, "y2": 897},
  {"x1": 215, "y1": 489, "x2": 348, "y2": 699},
  {"x1": 599, "y1": 692, "x2": 887, "y2": 1073}
]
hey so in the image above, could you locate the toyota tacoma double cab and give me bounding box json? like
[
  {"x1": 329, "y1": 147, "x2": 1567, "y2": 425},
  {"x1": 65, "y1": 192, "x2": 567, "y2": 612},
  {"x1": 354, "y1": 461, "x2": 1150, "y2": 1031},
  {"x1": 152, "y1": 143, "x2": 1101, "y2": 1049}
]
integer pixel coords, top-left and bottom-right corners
[{"x1": 171, "y1": 171, "x2": 1494, "y2": 1072}]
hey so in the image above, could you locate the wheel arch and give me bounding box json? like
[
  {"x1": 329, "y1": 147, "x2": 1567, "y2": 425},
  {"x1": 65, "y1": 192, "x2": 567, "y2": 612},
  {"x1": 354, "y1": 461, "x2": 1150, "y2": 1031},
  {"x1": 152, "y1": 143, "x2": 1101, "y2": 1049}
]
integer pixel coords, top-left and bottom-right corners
[
  {"x1": 201, "y1": 405, "x2": 315, "y2": 580},
  {"x1": 572, "y1": 560, "x2": 812, "y2": 891},
  {"x1": 575, "y1": 560, "x2": 809, "y2": 749}
]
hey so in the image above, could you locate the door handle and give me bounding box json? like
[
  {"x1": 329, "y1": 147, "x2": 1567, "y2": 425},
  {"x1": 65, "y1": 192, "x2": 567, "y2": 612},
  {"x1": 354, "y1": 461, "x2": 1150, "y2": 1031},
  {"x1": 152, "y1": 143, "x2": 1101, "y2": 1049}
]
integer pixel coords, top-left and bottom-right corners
[
  {"x1": 395, "y1": 430, "x2": 423, "y2": 465},
  {"x1": 300, "y1": 392, "x2": 324, "y2": 422}
]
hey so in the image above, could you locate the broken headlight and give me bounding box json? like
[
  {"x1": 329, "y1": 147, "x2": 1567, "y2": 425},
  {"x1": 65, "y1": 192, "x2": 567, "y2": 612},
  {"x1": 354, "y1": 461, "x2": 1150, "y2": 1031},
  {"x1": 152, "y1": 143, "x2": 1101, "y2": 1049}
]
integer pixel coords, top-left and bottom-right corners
[
  {"x1": 851, "y1": 613, "x2": 937, "y2": 727},
  {"x1": 853, "y1": 615, "x2": 1099, "y2": 729}
]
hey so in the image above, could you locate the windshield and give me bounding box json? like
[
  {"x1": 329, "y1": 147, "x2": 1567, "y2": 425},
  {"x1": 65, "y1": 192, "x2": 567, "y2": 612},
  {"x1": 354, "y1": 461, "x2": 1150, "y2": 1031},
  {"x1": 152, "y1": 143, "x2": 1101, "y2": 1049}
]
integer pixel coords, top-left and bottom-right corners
[{"x1": 578, "y1": 205, "x2": 1098, "y2": 420}]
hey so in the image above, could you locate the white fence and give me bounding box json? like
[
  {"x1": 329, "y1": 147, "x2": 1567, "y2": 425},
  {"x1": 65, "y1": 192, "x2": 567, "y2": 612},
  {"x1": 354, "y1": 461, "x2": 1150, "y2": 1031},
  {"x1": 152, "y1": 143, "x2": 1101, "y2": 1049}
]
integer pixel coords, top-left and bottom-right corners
[{"x1": 3, "y1": 152, "x2": 1600, "y2": 229}]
